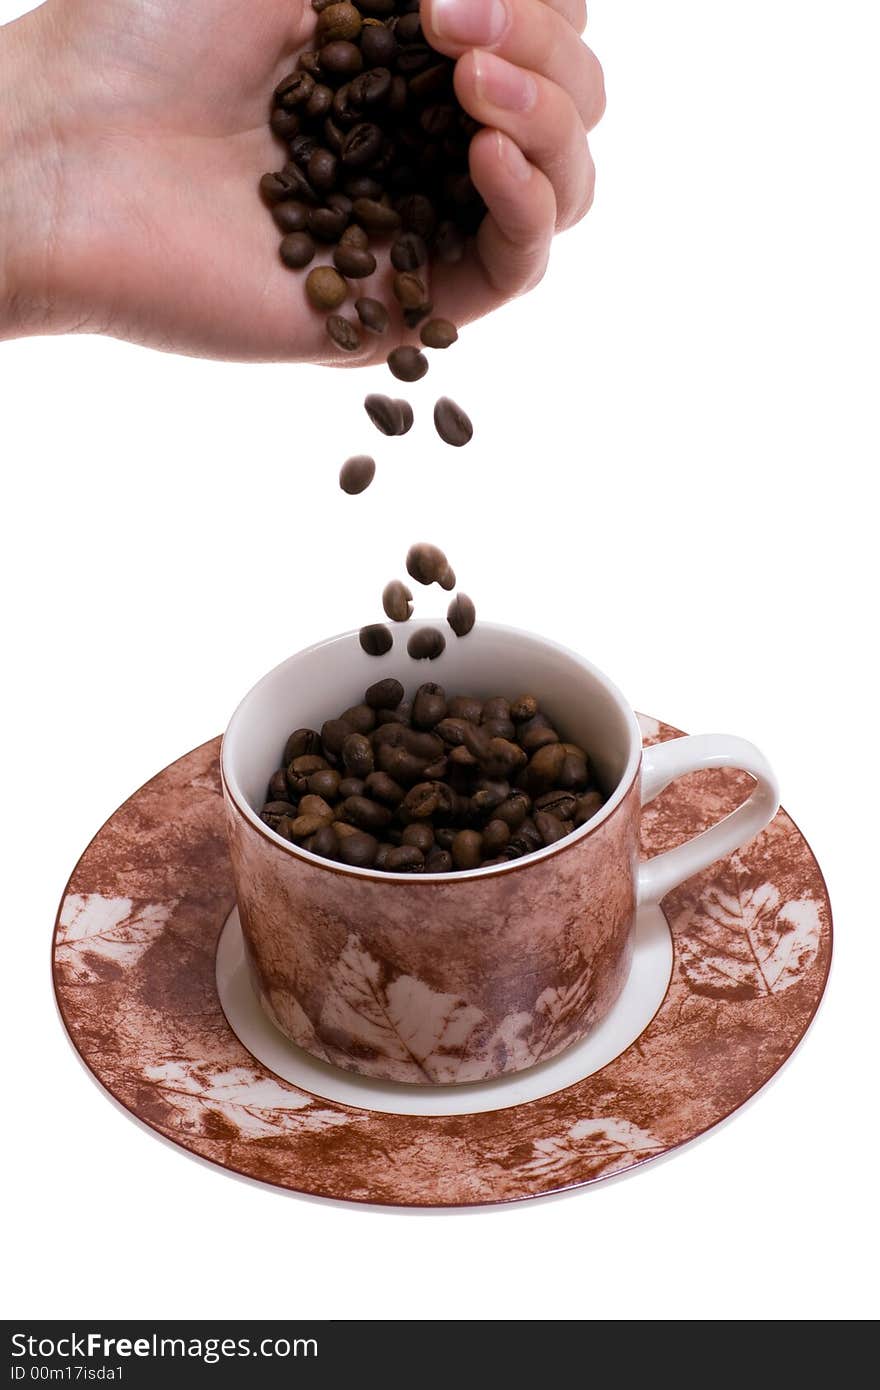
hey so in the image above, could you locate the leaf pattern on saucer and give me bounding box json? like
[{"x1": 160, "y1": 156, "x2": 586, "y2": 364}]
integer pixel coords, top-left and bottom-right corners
[
  {"x1": 56, "y1": 893, "x2": 174, "y2": 985},
  {"x1": 495, "y1": 1116, "x2": 663, "y2": 1186},
  {"x1": 676, "y1": 858, "x2": 822, "y2": 1000},
  {"x1": 143, "y1": 1061, "x2": 350, "y2": 1140}
]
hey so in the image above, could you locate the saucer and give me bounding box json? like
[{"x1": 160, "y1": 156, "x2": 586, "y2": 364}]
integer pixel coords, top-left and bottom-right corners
[{"x1": 52, "y1": 716, "x2": 831, "y2": 1206}]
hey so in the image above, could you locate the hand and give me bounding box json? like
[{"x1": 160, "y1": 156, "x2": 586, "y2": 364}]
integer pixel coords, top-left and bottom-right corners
[{"x1": 0, "y1": 0, "x2": 603, "y2": 362}]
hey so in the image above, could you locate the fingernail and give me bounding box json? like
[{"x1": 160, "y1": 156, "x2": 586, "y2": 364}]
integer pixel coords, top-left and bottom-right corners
[
  {"x1": 431, "y1": 0, "x2": 509, "y2": 46},
  {"x1": 496, "y1": 132, "x2": 532, "y2": 183},
  {"x1": 473, "y1": 52, "x2": 537, "y2": 113}
]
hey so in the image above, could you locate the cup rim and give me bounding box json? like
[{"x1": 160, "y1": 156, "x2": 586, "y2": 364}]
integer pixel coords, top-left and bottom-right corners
[{"x1": 221, "y1": 622, "x2": 643, "y2": 884}]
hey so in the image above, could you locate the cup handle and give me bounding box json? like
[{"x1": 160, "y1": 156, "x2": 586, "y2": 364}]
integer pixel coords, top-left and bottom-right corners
[{"x1": 638, "y1": 734, "x2": 780, "y2": 904}]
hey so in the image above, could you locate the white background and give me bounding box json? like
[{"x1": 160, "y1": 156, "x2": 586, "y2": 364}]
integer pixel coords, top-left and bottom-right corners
[{"x1": 2, "y1": 0, "x2": 878, "y2": 1322}]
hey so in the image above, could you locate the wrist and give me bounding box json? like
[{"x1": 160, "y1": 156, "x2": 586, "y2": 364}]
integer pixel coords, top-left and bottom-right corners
[{"x1": 0, "y1": 9, "x2": 69, "y2": 340}]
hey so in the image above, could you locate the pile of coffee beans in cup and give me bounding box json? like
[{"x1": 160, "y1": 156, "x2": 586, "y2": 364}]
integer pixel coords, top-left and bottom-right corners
[{"x1": 260, "y1": 679, "x2": 607, "y2": 873}]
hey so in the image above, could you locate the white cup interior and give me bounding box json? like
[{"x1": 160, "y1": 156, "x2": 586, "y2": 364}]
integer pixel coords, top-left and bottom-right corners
[{"x1": 222, "y1": 622, "x2": 642, "y2": 880}]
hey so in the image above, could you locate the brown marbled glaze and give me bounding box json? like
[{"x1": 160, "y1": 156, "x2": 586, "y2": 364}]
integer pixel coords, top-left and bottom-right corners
[
  {"x1": 223, "y1": 774, "x2": 641, "y2": 1083},
  {"x1": 52, "y1": 722, "x2": 833, "y2": 1207}
]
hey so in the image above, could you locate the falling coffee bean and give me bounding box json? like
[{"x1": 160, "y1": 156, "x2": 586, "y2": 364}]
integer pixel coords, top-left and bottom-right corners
[
  {"x1": 359, "y1": 624, "x2": 393, "y2": 657},
  {"x1": 382, "y1": 579, "x2": 414, "y2": 622},
  {"x1": 339, "y1": 455, "x2": 376, "y2": 495},
  {"x1": 408, "y1": 628, "x2": 446, "y2": 661},
  {"x1": 448, "y1": 593, "x2": 476, "y2": 638},
  {"x1": 407, "y1": 542, "x2": 449, "y2": 586},
  {"x1": 388, "y1": 346, "x2": 429, "y2": 383},
  {"x1": 365, "y1": 394, "x2": 411, "y2": 437},
  {"x1": 434, "y1": 397, "x2": 473, "y2": 447}
]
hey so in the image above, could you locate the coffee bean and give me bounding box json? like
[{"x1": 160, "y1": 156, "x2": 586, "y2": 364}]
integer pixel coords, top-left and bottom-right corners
[
  {"x1": 340, "y1": 224, "x2": 369, "y2": 250},
  {"x1": 447, "y1": 593, "x2": 475, "y2": 637},
  {"x1": 336, "y1": 830, "x2": 379, "y2": 867},
  {"x1": 353, "y1": 198, "x2": 402, "y2": 235},
  {"x1": 447, "y1": 695, "x2": 482, "y2": 723},
  {"x1": 391, "y1": 233, "x2": 428, "y2": 270},
  {"x1": 340, "y1": 703, "x2": 376, "y2": 733},
  {"x1": 321, "y1": 718, "x2": 353, "y2": 756},
  {"x1": 338, "y1": 795, "x2": 391, "y2": 833},
  {"x1": 342, "y1": 121, "x2": 383, "y2": 167},
  {"x1": 261, "y1": 801, "x2": 299, "y2": 830},
  {"x1": 471, "y1": 778, "x2": 510, "y2": 813},
  {"x1": 297, "y1": 51, "x2": 322, "y2": 78},
  {"x1": 337, "y1": 777, "x2": 366, "y2": 800},
  {"x1": 406, "y1": 542, "x2": 449, "y2": 586},
  {"x1": 339, "y1": 454, "x2": 375, "y2": 495},
  {"x1": 290, "y1": 754, "x2": 329, "y2": 777},
  {"x1": 376, "y1": 701, "x2": 411, "y2": 726},
  {"x1": 482, "y1": 819, "x2": 511, "y2": 856},
  {"x1": 275, "y1": 71, "x2": 315, "y2": 109},
  {"x1": 384, "y1": 845, "x2": 423, "y2": 873},
  {"x1": 365, "y1": 771, "x2": 405, "y2": 805},
  {"x1": 402, "y1": 303, "x2": 433, "y2": 329},
  {"x1": 365, "y1": 677, "x2": 404, "y2": 710},
  {"x1": 280, "y1": 231, "x2": 318, "y2": 269},
  {"x1": 396, "y1": 399, "x2": 414, "y2": 434},
  {"x1": 520, "y1": 719, "x2": 560, "y2": 754},
  {"x1": 310, "y1": 825, "x2": 340, "y2": 860},
  {"x1": 333, "y1": 243, "x2": 377, "y2": 278},
  {"x1": 382, "y1": 579, "x2": 414, "y2": 621},
  {"x1": 558, "y1": 750, "x2": 590, "y2": 791},
  {"x1": 267, "y1": 768, "x2": 290, "y2": 802},
  {"x1": 525, "y1": 743, "x2": 568, "y2": 793},
  {"x1": 298, "y1": 794, "x2": 335, "y2": 824},
  {"x1": 270, "y1": 108, "x2": 301, "y2": 140},
  {"x1": 308, "y1": 147, "x2": 338, "y2": 192},
  {"x1": 420, "y1": 318, "x2": 458, "y2": 350},
  {"x1": 326, "y1": 315, "x2": 362, "y2": 352},
  {"x1": 355, "y1": 297, "x2": 389, "y2": 335},
  {"x1": 452, "y1": 830, "x2": 482, "y2": 871},
  {"x1": 434, "y1": 396, "x2": 473, "y2": 447},
  {"x1": 388, "y1": 346, "x2": 428, "y2": 382},
  {"x1": 309, "y1": 769, "x2": 342, "y2": 801},
  {"x1": 342, "y1": 732, "x2": 374, "y2": 777},
  {"x1": 493, "y1": 793, "x2": 532, "y2": 830},
  {"x1": 365, "y1": 393, "x2": 409, "y2": 436},
  {"x1": 359, "y1": 623, "x2": 393, "y2": 656},
  {"x1": 305, "y1": 266, "x2": 348, "y2": 310},
  {"x1": 402, "y1": 823, "x2": 434, "y2": 854},
  {"x1": 412, "y1": 682, "x2": 447, "y2": 728},
  {"x1": 316, "y1": 3, "x2": 362, "y2": 43},
  {"x1": 535, "y1": 811, "x2": 568, "y2": 846},
  {"x1": 423, "y1": 848, "x2": 452, "y2": 873},
  {"x1": 393, "y1": 272, "x2": 429, "y2": 310},
  {"x1": 284, "y1": 728, "x2": 322, "y2": 763},
  {"x1": 408, "y1": 627, "x2": 446, "y2": 661},
  {"x1": 320, "y1": 40, "x2": 363, "y2": 77},
  {"x1": 397, "y1": 193, "x2": 438, "y2": 239},
  {"x1": 510, "y1": 695, "x2": 539, "y2": 722},
  {"x1": 360, "y1": 23, "x2": 397, "y2": 67},
  {"x1": 575, "y1": 791, "x2": 605, "y2": 826},
  {"x1": 273, "y1": 200, "x2": 310, "y2": 233},
  {"x1": 306, "y1": 83, "x2": 334, "y2": 120},
  {"x1": 309, "y1": 204, "x2": 349, "y2": 240}
]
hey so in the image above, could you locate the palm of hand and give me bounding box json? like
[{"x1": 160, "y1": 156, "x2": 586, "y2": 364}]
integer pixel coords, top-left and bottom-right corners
[{"x1": 49, "y1": 0, "x2": 502, "y2": 362}]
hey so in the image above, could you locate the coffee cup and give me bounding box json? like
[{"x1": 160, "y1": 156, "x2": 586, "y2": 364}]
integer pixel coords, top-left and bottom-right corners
[{"x1": 221, "y1": 624, "x2": 779, "y2": 1084}]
